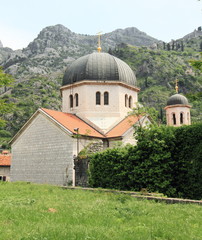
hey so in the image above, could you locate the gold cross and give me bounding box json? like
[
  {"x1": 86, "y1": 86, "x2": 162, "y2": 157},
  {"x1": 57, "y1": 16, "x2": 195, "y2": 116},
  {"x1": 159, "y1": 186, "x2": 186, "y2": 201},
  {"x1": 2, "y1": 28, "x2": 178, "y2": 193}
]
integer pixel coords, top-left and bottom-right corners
[
  {"x1": 175, "y1": 79, "x2": 179, "y2": 93},
  {"x1": 97, "y1": 31, "x2": 102, "y2": 53}
]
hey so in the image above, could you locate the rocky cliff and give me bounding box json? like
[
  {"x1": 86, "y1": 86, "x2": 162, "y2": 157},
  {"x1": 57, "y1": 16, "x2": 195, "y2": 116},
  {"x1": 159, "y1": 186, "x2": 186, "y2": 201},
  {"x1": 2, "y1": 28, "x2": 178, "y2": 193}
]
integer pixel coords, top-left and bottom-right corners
[{"x1": 0, "y1": 24, "x2": 159, "y2": 78}]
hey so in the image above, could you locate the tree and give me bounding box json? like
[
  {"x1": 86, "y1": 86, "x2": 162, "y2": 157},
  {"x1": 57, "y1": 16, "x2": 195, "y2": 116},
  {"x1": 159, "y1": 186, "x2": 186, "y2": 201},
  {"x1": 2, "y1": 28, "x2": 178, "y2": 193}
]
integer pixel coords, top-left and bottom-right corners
[
  {"x1": 0, "y1": 67, "x2": 14, "y2": 127},
  {"x1": 0, "y1": 67, "x2": 13, "y2": 87},
  {"x1": 181, "y1": 41, "x2": 184, "y2": 51},
  {"x1": 128, "y1": 103, "x2": 159, "y2": 140},
  {"x1": 129, "y1": 103, "x2": 159, "y2": 126},
  {"x1": 171, "y1": 41, "x2": 175, "y2": 50},
  {"x1": 190, "y1": 53, "x2": 202, "y2": 72}
]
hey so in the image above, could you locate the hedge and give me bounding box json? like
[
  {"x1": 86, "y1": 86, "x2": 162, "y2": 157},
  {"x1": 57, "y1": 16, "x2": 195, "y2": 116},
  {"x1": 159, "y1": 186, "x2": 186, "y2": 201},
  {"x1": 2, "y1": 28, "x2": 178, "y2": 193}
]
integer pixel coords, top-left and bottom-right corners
[{"x1": 89, "y1": 123, "x2": 202, "y2": 199}]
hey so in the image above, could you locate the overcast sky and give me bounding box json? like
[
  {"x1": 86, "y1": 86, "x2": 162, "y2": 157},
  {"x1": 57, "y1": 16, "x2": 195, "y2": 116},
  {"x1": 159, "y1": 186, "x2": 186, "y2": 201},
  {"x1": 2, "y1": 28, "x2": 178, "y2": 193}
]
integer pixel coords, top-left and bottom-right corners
[{"x1": 0, "y1": 0, "x2": 201, "y2": 50}]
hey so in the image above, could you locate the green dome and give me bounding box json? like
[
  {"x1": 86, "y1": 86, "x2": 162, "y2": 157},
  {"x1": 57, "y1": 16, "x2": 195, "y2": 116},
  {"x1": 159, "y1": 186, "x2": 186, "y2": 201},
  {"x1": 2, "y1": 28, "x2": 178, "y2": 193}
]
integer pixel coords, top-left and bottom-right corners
[
  {"x1": 167, "y1": 94, "x2": 189, "y2": 106},
  {"x1": 62, "y1": 52, "x2": 136, "y2": 86}
]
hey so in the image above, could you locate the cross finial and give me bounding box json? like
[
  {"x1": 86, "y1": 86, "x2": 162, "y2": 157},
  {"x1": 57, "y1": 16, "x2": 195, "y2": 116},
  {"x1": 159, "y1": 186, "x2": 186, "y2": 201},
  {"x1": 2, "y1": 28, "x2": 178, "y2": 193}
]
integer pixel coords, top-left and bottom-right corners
[
  {"x1": 175, "y1": 79, "x2": 179, "y2": 93},
  {"x1": 97, "y1": 31, "x2": 102, "y2": 53}
]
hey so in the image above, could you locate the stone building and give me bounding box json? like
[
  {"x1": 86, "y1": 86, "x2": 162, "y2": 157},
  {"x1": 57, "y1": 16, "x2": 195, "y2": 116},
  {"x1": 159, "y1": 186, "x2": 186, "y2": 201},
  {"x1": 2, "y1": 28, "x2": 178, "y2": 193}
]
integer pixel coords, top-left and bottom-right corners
[
  {"x1": 0, "y1": 150, "x2": 11, "y2": 181},
  {"x1": 10, "y1": 51, "x2": 150, "y2": 186}
]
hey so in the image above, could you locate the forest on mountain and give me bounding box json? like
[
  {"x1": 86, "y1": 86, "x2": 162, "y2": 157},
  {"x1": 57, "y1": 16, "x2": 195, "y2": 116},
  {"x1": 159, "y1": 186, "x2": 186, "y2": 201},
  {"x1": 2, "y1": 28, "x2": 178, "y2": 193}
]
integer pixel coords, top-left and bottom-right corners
[{"x1": 0, "y1": 25, "x2": 202, "y2": 147}]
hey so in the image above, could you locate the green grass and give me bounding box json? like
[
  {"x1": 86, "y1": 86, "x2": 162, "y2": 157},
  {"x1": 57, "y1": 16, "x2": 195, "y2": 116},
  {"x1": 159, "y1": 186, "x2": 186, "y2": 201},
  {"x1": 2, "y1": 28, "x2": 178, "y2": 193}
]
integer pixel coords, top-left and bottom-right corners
[{"x1": 0, "y1": 182, "x2": 201, "y2": 240}]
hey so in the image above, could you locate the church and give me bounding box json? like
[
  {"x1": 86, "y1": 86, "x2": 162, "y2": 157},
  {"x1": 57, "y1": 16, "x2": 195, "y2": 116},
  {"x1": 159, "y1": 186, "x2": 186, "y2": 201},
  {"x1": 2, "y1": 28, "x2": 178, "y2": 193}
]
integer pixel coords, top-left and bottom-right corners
[{"x1": 10, "y1": 42, "x2": 191, "y2": 186}]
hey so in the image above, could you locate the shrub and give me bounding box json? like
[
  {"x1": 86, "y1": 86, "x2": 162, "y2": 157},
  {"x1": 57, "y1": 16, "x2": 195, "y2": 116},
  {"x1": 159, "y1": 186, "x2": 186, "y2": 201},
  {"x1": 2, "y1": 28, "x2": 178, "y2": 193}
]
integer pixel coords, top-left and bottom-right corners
[
  {"x1": 89, "y1": 124, "x2": 202, "y2": 199},
  {"x1": 173, "y1": 124, "x2": 202, "y2": 199}
]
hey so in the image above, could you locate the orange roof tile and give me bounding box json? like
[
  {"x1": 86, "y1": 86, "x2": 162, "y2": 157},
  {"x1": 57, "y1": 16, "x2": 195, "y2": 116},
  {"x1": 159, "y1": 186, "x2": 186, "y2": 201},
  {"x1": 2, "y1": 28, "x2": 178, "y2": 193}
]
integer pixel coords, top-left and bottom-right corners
[
  {"x1": 106, "y1": 115, "x2": 140, "y2": 138},
  {"x1": 0, "y1": 154, "x2": 11, "y2": 166},
  {"x1": 41, "y1": 108, "x2": 105, "y2": 138}
]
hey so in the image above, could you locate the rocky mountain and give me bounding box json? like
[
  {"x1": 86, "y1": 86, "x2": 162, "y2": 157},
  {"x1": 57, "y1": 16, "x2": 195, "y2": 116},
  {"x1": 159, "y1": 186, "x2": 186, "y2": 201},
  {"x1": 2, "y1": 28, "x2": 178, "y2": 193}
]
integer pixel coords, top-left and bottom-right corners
[
  {"x1": 0, "y1": 25, "x2": 202, "y2": 147},
  {"x1": 166, "y1": 27, "x2": 202, "y2": 52},
  {"x1": 0, "y1": 40, "x2": 3, "y2": 48},
  {"x1": 0, "y1": 24, "x2": 159, "y2": 78},
  {"x1": 180, "y1": 27, "x2": 202, "y2": 41}
]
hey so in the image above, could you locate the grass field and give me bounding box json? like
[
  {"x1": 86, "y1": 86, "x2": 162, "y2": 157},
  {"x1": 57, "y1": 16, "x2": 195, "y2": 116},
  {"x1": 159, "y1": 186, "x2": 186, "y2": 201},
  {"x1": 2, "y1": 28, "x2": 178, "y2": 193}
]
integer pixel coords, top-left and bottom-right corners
[{"x1": 0, "y1": 182, "x2": 201, "y2": 240}]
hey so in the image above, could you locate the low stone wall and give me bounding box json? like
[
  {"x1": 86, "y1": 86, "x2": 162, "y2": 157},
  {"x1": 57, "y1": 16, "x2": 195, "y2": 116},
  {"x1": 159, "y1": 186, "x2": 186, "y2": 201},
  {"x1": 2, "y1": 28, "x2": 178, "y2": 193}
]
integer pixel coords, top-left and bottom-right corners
[{"x1": 63, "y1": 186, "x2": 202, "y2": 205}]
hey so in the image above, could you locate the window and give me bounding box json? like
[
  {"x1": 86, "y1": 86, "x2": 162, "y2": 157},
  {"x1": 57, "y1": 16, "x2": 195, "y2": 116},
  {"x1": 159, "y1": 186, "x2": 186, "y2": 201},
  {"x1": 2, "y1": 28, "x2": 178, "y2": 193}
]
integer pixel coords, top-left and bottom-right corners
[
  {"x1": 69, "y1": 95, "x2": 73, "y2": 108},
  {"x1": 125, "y1": 94, "x2": 128, "y2": 107},
  {"x1": 104, "y1": 92, "x2": 109, "y2": 105},
  {"x1": 172, "y1": 113, "x2": 176, "y2": 125},
  {"x1": 129, "y1": 96, "x2": 132, "y2": 108},
  {"x1": 0, "y1": 176, "x2": 6, "y2": 182},
  {"x1": 75, "y1": 93, "x2": 79, "y2": 107},
  {"x1": 96, "y1": 92, "x2": 101, "y2": 105},
  {"x1": 180, "y1": 112, "x2": 184, "y2": 124}
]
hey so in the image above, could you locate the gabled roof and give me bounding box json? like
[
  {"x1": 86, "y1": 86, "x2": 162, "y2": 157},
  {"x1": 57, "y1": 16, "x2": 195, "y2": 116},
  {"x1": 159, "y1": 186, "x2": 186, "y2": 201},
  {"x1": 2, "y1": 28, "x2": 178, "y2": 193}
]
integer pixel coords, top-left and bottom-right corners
[
  {"x1": 106, "y1": 115, "x2": 140, "y2": 138},
  {"x1": 10, "y1": 108, "x2": 142, "y2": 144},
  {"x1": 41, "y1": 108, "x2": 141, "y2": 139},
  {"x1": 40, "y1": 108, "x2": 105, "y2": 138},
  {"x1": 0, "y1": 154, "x2": 11, "y2": 166}
]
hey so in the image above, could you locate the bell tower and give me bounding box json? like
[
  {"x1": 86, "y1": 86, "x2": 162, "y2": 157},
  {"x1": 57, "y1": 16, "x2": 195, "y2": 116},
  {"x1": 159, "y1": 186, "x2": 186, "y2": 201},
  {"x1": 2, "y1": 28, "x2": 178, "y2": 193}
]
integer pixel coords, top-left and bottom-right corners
[{"x1": 165, "y1": 80, "x2": 191, "y2": 127}]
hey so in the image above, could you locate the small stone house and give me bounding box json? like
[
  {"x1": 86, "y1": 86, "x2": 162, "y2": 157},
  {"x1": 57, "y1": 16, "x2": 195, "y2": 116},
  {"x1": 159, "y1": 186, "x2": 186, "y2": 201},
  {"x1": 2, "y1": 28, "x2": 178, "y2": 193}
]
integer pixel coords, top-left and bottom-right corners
[{"x1": 0, "y1": 150, "x2": 11, "y2": 181}]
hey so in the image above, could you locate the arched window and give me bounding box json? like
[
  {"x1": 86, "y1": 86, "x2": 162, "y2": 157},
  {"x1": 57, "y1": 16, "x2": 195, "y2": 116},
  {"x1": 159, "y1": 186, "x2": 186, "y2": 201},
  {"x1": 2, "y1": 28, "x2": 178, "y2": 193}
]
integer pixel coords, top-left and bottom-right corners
[
  {"x1": 69, "y1": 94, "x2": 73, "y2": 108},
  {"x1": 104, "y1": 92, "x2": 109, "y2": 105},
  {"x1": 129, "y1": 96, "x2": 132, "y2": 108},
  {"x1": 96, "y1": 92, "x2": 101, "y2": 105},
  {"x1": 180, "y1": 112, "x2": 184, "y2": 124},
  {"x1": 125, "y1": 94, "x2": 128, "y2": 107},
  {"x1": 75, "y1": 93, "x2": 79, "y2": 107},
  {"x1": 172, "y1": 113, "x2": 176, "y2": 125}
]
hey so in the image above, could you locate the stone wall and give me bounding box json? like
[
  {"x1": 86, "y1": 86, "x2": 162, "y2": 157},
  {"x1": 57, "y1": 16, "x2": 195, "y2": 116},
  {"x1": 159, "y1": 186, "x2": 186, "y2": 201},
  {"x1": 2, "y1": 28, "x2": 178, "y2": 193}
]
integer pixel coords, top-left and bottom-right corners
[
  {"x1": 11, "y1": 113, "x2": 75, "y2": 186},
  {"x1": 0, "y1": 166, "x2": 10, "y2": 181}
]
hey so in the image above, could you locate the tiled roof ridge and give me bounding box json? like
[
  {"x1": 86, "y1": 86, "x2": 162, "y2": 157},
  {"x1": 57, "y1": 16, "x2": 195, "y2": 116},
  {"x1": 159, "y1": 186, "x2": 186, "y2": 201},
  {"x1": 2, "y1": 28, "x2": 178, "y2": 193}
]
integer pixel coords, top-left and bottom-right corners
[
  {"x1": 40, "y1": 108, "x2": 106, "y2": 138},
  {"x1": 106, "y1": 114, "x2": 141, "y2": 138},
  {"x1": 74, "y1": 114, "x2": 106, "y2": 137},
  {"x1": 106, "y1": 115, "x2": 138, "y2": 134}
]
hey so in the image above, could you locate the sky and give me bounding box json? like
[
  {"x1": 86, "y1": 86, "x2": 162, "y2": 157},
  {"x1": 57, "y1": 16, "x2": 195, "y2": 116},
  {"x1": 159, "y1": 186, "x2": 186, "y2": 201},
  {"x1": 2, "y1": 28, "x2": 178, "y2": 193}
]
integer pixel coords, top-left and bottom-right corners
[{"x1": 0, "y1": 0, "x2": 201, "y2": 50}]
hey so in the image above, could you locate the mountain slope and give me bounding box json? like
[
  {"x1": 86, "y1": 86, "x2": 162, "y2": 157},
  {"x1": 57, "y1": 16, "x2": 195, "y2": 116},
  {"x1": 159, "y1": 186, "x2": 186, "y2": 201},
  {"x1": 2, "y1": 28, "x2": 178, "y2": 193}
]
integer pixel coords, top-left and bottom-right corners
[
  {"x1": 0, "y1": 25, "x2": 159, "y2": 79},
  {"x1": 110, "y1": 44, "x2": 202, "y2": 123}
]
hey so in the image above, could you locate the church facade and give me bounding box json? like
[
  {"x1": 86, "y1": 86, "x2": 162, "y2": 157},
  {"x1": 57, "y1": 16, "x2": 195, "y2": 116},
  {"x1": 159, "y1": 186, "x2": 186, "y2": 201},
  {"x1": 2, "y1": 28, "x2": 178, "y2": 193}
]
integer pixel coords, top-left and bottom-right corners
[{"x1": 10, "y1": 52, "x2": 150, "y2": 186}]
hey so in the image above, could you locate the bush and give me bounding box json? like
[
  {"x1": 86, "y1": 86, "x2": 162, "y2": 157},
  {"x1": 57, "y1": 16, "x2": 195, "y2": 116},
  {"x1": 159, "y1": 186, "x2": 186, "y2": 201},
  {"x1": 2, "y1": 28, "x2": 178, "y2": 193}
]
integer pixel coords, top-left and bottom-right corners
[
  {"x1": 0, "y1": 130, "x2": 11, "y2": 137},
  {"x1": 89, "y1": 146, "x2": 132, "y2": 190},
  {"x1": 89, "y1": 124, "x2": 202, "y2": 199},
  {"x1": 173, "y1": 124, "x2": 202, "y2": 199}
]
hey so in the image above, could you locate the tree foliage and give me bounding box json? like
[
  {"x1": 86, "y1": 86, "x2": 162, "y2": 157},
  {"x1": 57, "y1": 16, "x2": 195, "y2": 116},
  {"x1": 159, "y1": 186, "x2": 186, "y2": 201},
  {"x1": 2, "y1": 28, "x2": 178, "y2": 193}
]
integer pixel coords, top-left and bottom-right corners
[
  {"x1": 89, "y1": 124, "x2": 202, "y2": 199},
  {"x1": 0, "y1": 67, "x2": 14, "y2": 128}
]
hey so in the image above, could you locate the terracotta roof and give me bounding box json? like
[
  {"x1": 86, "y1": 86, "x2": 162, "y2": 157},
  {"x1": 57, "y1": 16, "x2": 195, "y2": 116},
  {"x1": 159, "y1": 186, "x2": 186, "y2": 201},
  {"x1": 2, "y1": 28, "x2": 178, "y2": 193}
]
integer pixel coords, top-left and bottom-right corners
[
  {"x1": 41, "y1": 108, "x2": 141, "y2": 139},
  {"x1": 0, "y1": 154, "x2": 11, "y2": 166},
  {"x1": 41, "y1": 108, "x2": 105, "y2": 138},
  {"x1": 106, "y1": 115, "x2": 140, "y2": 138}
]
